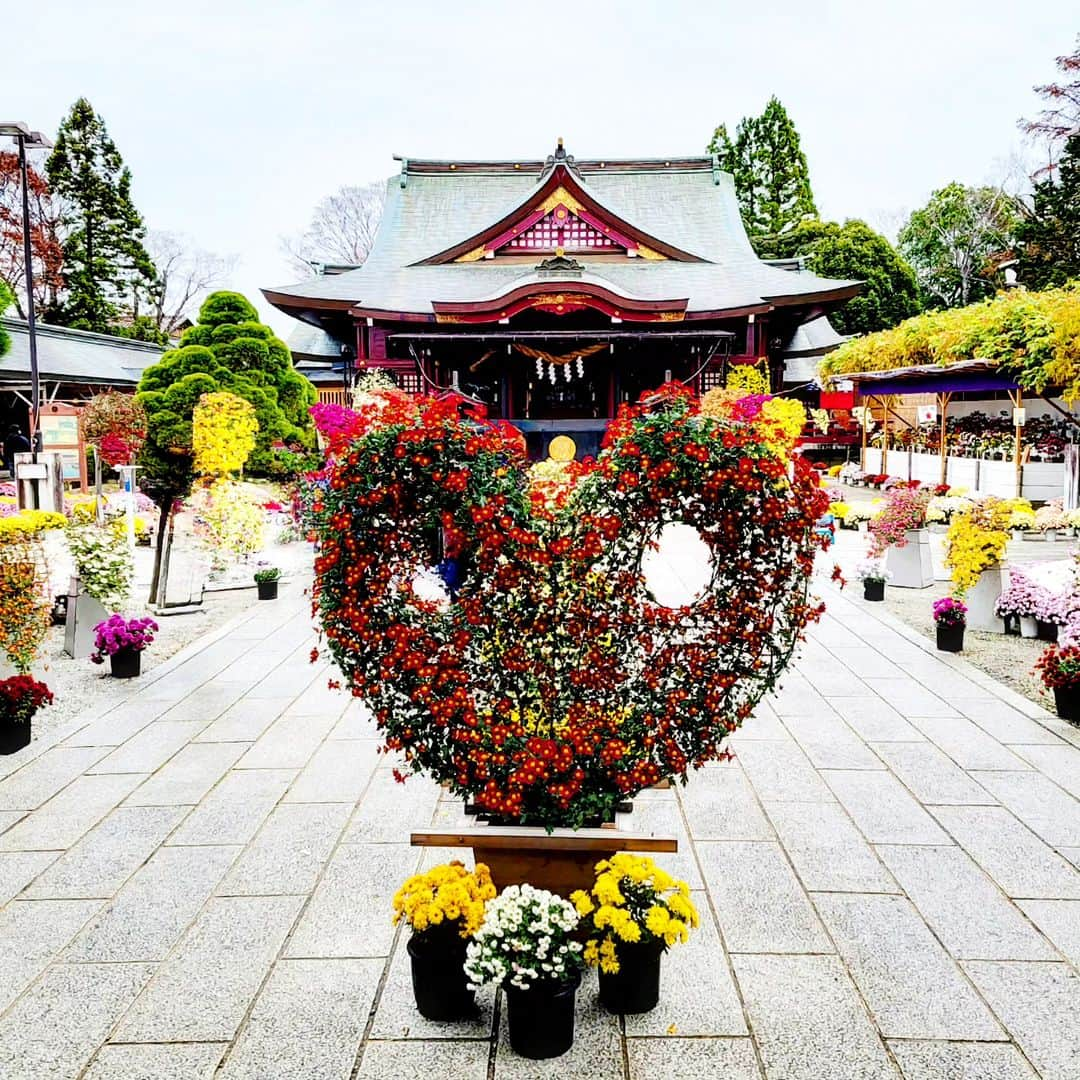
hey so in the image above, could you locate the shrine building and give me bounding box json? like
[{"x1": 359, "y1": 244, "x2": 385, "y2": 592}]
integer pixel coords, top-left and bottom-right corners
[{"x1": 264, "y1": 141, "x2": 860, "y2": 457}]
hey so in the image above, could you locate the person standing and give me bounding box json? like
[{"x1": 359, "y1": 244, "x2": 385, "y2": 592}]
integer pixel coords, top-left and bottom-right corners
[{"x1": 3, "y1": 425, "x2": 31, "y2": 477}]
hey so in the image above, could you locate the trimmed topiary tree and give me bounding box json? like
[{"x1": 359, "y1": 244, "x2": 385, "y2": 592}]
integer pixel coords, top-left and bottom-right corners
[{"x1": 136, "y1": 290, "x2": 316, "y2": 602}]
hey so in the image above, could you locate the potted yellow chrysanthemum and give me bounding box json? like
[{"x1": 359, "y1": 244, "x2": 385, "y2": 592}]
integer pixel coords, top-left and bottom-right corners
[
  {"x1": 571, "y1": 854, "x2": 698, "y2": 1014},
  {"x1": 392, "y1": 861, "x2": 495, "y2": 1021}
]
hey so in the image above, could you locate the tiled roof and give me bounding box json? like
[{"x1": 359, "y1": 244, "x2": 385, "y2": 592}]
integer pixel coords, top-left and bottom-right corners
[
  {"x1": 0, "y1": 319, "x2": 165, "y2": 387},
  {"x1": 263, "y1": 156, "x2": 860, "y2": 319}
]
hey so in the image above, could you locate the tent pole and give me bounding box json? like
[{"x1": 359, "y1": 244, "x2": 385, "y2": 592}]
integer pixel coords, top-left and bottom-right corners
[
  {"x1": 938, "y1": 393, "x2": 951, "y2": 487},
  {"x1": 881, "y1": 396, "x2": 890, "y2": 475},
  {"x1": 1012, "y1": 388, "x2": 1023, "y2": 499}
]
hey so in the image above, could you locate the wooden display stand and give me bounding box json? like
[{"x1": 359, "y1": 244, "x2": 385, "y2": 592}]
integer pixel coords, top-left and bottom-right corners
[{"x1": 411, "y1": 826, "x2": 677, "y2": 897}]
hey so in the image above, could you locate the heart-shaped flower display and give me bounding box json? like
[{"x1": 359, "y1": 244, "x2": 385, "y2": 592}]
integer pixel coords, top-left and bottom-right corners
[{"x1": 311, "y1": 385, "x2": 828, "y2": 828}]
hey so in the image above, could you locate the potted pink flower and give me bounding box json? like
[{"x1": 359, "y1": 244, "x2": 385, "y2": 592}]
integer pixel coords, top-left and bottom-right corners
[
  {"x1": 933, "y1": 597, "x2": 967, "y2": 653},
  {"x1": 90, "y1": 615, "x2": 159, "y2": 678}
]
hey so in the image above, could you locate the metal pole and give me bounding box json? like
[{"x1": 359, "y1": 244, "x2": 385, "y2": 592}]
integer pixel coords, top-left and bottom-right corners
[{"x1": 16, "y1": 133, "x2": 41, "y2": 454}]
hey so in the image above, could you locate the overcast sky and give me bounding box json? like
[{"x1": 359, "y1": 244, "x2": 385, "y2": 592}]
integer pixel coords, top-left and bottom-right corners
[{"x1": 5, "y1": 1, "x2": 1076, "y2": 336}]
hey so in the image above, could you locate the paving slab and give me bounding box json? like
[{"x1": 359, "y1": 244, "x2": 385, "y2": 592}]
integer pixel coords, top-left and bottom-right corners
[
  {"x1": 888, "y1": 1040, "x2": 1038, "y2": 1079},
  {"x1": 0, "y1": 897, "x2": 103, "y2": 1011},
  {"x1": 906, "y1": 715, "x2": 1031, "y2": 771},
  {"x1": 286, "y1": 842, "x2": 418, "y2": 958},
  {"x1": 342, "y1": 769, "x2": 441, "y2": 843},
  {"x1": 124, "y1": 741, "x2": 247, "y2": 806},
  {"x1": 876, "y1": 845, "x2": 1058, "y2": 961},
  {"x1": 763, "y1": 801, "x2": 898, "y2": 894},
  {"x1": 85, "y1": 1043, "x2": 227, "y2": 1079},
  {"x1": 732, "y1": 953, "x2": 897, "y2": 1079},
  {"x1": 822, "y1": 770, "x2": 950, "y2": 845},
  {"x1": 67, "y1": 844, "x2": 241, "y2": 962},
  {"x1": 931, "y1": 806, "x2": 1080, "y2": 899},
  {"x1": 871, "y1": 742, "x2": 998, "y2": 805},
  {"x1": 952, "y1": 697, "x2": 1068, "y2": 745},
  {"x1": 167, "y1": 768, "x2": 294, "y2": 847},
  {"x1": 627, "y1": 1037, "x2": 762, "y2": 1080},
  {"x1": 971, "y1": 770, "x2": 1080, "y2": 847},
  {"x1": 87, "y1": 720, "x2": 208, "y2": 774},
  {"x1": 1015, "y1": 900, "x2": 1080, "y2": 967},
  {"x1": 813, "y1": 892, "x2": 1004, "y2": 1039},
  {"x1": 780, "y1": 710, "x2": 885, "y2": 770},
  {"x1": 235, "y1": 710, "x2": 339, "y2": 770},
  {"x1": 23, "y1": 804, "x2": 188, "y2": 899},
  {"x1": 679, "y1": 763, "x2": 775, "y2": 841},
  {"x1": 828, "y1": 697, "x2": 926, "y2": 742},
  {"x1": 0, "y1": 962, "x2": 155, "y2": 1080},
  {"x1": 624, "y1": 892, "x2": 747, "y2": 1036},
  {"x1": 216, "y1": 801, "x2": 351, "y2": 896},
  {"x1": 283, "y1": 739, "x2": 381, "y2": 804},
  {"x1": 731, "y1": 740, "x2": 835, "y2": 802},
  {"x1": 62, "y1": 697, "x2": 178, "y2": 747},
  {"x1": 1007, "y1": 742, "x2": 1080, "y2": 800},
  {"x1": 964, "y1": 960, "x2": 1080, "y2": 1079},
  {"x1": 220, "y1": 958, "x2": 381, "y2": 1078},
  {"x1": 863, "y1": 678, "x2": 960, "y2": 718},
  {"x1": 115, "y1": 894, "x2": 304, "y2": 1042},
  {"x1": 698, "y1": 841, "x2": 831, "y2": 954},
  {"x1": 357, "y1": 1040, "x2": 490, "y2": 1080},
  {"x1": 0, "y1": 745, "x2": 109, "y2": 810},
  {"x1": 194, "y1": 697, "x2": 292, "y2": 743},
  {"x1": 0, "y1": 849, "x2": 56, "y2": 905},
  {"x1": 0, "y1": 772, "x2": 146, "y2": 851}
]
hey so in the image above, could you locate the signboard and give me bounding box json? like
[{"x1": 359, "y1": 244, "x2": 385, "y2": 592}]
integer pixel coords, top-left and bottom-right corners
[
  {"x1": 916, "y1": 404, "x2": 937, "y2": 425},
  {"x1": 15, "y1": 462, "x2": 47, "y2": 480},
  {"x1": 35, "y1": 404, "x2": 87, "y2": 490},
  {"x1": 1013, "y1": 407, "x2": 1027, "y2": 427}
]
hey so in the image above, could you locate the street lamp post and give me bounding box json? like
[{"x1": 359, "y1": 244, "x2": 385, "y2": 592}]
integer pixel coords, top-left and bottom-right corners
[{"x1": 0, "y1": 122, "x2": 53, "y2": 453}]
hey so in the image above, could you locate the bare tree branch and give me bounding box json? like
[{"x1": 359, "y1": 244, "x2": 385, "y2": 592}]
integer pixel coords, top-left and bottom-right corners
[
  {"x1": 279, "y1": 181, "x2": 385, "y2": 277},
  {"x1": 145, "y1": 230, "x2": 236, "y2": 336},
  {"x1": 1020, "y1": 35, "x2": 1080, "y2": 176}
]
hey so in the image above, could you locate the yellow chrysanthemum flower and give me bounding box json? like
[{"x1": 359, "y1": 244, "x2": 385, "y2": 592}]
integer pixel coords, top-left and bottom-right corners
[{"x1": 570, "y1": 890, "x2": 595, "y2": 917}]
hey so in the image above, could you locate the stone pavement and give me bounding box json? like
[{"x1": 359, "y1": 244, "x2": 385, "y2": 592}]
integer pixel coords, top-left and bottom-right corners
[{"x1": 1, "y1": 581, "x2": 1080, "y2": 1078}]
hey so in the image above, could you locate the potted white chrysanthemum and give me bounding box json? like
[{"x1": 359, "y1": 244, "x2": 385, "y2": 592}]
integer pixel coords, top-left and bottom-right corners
[{"x1": 464, "y1": 884, "x2": 583, "y2": 1060}]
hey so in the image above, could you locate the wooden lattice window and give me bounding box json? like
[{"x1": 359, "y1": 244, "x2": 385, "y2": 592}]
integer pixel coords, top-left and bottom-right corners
[
  {"x1": 396, "y1": 371, "x2": 421, "y2": 395},
  {"x1": 700, "y1": 369, "x2": 726, "y2": 392},
  {"x1": 503, "y1": 207, "x2": 621, "y2": 254}
]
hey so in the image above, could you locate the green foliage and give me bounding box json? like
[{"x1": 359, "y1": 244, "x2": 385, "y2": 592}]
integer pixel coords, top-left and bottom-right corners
[
  {"x1": 0, "y1": 282, "x2": 12, "y2": 358},
  {"x1": 197, "y1": 291, "x2": 258, "y2": 327},
  {"x1": 65, "y1": 520, "x2": 133, "y2": 610},
  {"x1": 708, "y1": 97, "x2": 817, "y2": 247},
  {"x1": 44, "y1": 98, "x2": 160, "y2": 338},
  {"x1": 1017, "y1": 132, "x2": 1080, "y2": 291},
  {"x1": 898, "y1": 183, "x2": 1021, "y2": 309},
  {"x1": 820, "y1": 284, "x2": 1080, "y2": 402},
  {"x1": 766, "y1": 219, "x2": 922, "y2": 335},
  {"x1": 136, "y1": 290, "x2": 316, "y2": 505}
]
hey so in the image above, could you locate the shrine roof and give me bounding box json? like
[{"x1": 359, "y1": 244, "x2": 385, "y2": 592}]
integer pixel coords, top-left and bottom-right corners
[{"x1": 263, "y1": 151, "x2": 860, "y2": 322}]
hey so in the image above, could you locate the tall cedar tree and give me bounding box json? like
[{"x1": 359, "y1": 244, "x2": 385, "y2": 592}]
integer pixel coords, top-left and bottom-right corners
[
  {"x1": 767, "y1": 220, "x2": 921, "y2": 335},
  {"x1": 45, "y1": 98, "x2": 161, "y2": 341},
  {"x1": 1016, "y1": 132, "x2": 1080, "y2": 290},
  {"x1": 709, "y1": 97, "x2": 817, "y2": 249},
  {"x1": 137, "y1": 291, "x2": 316, "y2": 602}
]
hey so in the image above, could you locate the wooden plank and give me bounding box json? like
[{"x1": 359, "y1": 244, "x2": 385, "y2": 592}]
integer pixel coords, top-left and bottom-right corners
[{"x1": 411, "y1": 827, "x2": 677, "y2": 853}]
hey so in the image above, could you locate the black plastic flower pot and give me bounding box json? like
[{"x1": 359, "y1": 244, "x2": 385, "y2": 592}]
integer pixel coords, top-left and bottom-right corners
[
  {"x1": 936, "y1": 624, "x2": 964, "y2": 653},
  {"x1": 598, "y1": 938, "x2": 664, "y2": 1014},
  {"x1": 407, "y1": 932, "x2": 475, "y2": 1022},
  {"x1": 1002, "y1": 614, "x2": 1020, "y2": 636},
  {"x1": 256, "y1": 580, "x2": 279, "y2": 601},
  {"x1": 863, "y1": 580, "x2": 885, "y2": 602},
  {"x1": 1053, "y1": 685, "x2": 1080, "y2": 725},
  {"x1": 1037, "y1": 620, "x2": 1059, "y2": 643},
  {"x1": 0, "y1": 720, "x2": 30, "y2": 755},
  {"x1": 504, "y1": 969, "x2": 580, "y2": 1060},
  {"x1": 109, "y1": 646, "x2": 142, "y2": 679}
]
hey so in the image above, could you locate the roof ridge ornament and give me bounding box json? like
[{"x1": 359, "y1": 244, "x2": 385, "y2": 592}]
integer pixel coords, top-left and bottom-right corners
[
  {"x1": 536, "y1": 252, "x2": 585, "y2": 277},
  {"x1": 543, "y1": 137, "x2": 578, "y2": 180}
]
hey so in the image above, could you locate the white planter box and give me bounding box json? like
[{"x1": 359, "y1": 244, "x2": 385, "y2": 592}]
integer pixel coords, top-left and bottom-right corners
[
  {"x1": 965, "y1": 565, "x2": 1007, "y2": 634},
  {"x1": 63, "y1": 581, "x2": 110, "y2": 660},
  {"x1": 886, "y1": 529, "x2": 934, "y2": 589},
  {"x1": 1020, "y1": 615, "x2": 1039, "y2": 638}
]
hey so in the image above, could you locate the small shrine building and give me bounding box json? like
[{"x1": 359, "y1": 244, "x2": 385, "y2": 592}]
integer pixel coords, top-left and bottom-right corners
[{"x1": 264, "y1": 142, "x2": 860, "y2": 457}]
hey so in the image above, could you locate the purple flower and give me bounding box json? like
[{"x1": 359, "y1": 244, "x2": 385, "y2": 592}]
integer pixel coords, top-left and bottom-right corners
[
  {"x1": 89, "y1": 614, "x2": 160, "y2": 665},
  {"x1": 933, "y1": 597, "x2": 967, "y2": 627}
]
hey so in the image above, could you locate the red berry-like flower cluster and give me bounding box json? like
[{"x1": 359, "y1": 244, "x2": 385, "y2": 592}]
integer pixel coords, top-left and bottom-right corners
[{"x1": 309, "y1": 387, "x2": 828, "y2": 828}]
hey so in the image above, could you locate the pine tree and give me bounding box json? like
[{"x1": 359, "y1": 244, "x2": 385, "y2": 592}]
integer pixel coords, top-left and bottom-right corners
[
  {"x1": 1016, "y1": 132, "x2": 1080, "y2": 290},
  {"x1": 708, "y1": 97, "x2": 817, "y2": 248},
  {"x1": 45, "y1": 98, "x2": 160, "y2": 339}
]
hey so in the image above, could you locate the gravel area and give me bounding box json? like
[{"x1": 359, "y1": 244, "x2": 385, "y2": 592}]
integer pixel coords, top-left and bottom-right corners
[{"x1": 827, "y1": 481, "x2": 1070, "y2": 711}]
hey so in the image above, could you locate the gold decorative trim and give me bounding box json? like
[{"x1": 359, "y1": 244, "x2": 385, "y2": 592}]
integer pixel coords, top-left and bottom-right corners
[
  {"x1": 454, "y1": 244, "x2": 487, "y2": 263},
  {"x1": 657, "y1": 310, "x2": 685, "y2": 322},
  {"x1": 634, "y1": 243, "x2": 667, "y2": 261},
  {"x1": 434, "y1": 313, "x2": 466, "y2": 324},
  {"x1": 535, "y1": 185, "x2": 585, "y2": 216}
]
